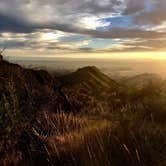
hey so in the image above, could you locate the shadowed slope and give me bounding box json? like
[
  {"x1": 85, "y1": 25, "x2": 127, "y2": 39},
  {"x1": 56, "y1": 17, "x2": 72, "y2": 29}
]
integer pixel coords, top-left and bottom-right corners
[{"x1": 60, "y1": 66, "x2": 118, "y2": 94}]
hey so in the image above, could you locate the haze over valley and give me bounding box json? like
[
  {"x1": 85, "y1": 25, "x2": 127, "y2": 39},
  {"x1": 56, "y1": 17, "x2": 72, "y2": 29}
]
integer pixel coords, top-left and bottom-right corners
[{"x1": 8, "y1": 57, "x2": 166, "y2": 78}]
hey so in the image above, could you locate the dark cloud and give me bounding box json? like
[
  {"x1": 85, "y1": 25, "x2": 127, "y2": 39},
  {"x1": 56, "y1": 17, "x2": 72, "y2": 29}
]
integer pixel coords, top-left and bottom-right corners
[
  {"x1": 33, "y1": 0, "x2": 121, "y2": 14},
  {"x1": 79, "y1": 47, "x2": 93, "y2": 51},
  {"x1": 0, "y1": 13, "x2": 35, "y2": 33},
  {"x1": 0, "y1": 0, "x2": 165, "y2": 37},
  {"x1": 0, "y1": 0, "x2": 121, "y2": 19},
  {"x1": 123, "y1": 0, "x2": 146, "y2": 15},
  {"x1": 123, "y1": 39, "x2": 166, "y2": 51},
  {"x1": 123, "y1": 0, "x2": 166, "y2": 26},
  {"x1": 1, "y1": 12, "x2": 166, "y2": 39},
  {"x1": 134, "y1": 0, "x2": 166, "y2": 25},
  {"x1": 0, "y1": 40, "x2": 27, "y2": 49}
]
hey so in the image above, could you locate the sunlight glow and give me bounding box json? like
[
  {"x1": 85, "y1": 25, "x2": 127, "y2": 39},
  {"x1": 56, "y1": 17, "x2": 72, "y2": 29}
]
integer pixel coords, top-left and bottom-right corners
[
  {"x1": 5, "y1": 49, "x2": 166, "y2": 60},
  {"x1": 41, "y1": 32, "x2": 63, "y2": 41}
]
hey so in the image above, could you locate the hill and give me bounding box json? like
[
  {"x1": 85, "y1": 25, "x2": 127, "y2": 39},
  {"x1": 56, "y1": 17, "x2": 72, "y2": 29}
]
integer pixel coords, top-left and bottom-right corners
[
  {"x1": 0, "y1": 59, "x2": 86, "y2": 165},
  {"x1": 60, "y1": 66, "x2": 118, "y2": 95},
  {"x1": 122, "y1": 73, "x2": 162, "y2": 89},
  {"x1": 0, "y1": 60, "x2": 64, "y2": 112}
]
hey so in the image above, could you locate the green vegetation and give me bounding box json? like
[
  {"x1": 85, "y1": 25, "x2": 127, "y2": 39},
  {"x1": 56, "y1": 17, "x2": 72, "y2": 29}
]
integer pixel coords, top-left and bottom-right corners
[{"x1": 0, "y1": 59, "x2": 166, "y2": 165}]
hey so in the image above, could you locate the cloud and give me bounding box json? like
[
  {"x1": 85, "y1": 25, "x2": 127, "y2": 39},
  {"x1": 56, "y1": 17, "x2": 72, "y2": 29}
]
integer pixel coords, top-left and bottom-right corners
[
  {"x1": 97, "y1": 37, "x2": 166, "y2": 53},
  {"x1": 0, "y1": 31, "x2": 93, "y2": 53},
  {"x1": 1, "y1": 12, "x2": 166, "y2": 40},
  {"x1": 0, "y1": 0, "x2": 166, "y2": 55},
  {"x1": 0, "y1": 13, "x2": 34, "y2": 33},
  {"x1": 124, "y1": 0, "x2": 166, "y2": 26},
  {"x1": 123, "y1": 0, "x2": 147, "y2": 15},
  {"x1": 123, "y1": 38, "x2": 166, "y2": 51}
]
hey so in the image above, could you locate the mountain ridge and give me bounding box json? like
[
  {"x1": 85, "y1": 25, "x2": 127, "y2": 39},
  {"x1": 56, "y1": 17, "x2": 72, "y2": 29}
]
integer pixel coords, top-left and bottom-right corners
[{"x1": 59, "y1": 66, "x2": 118, "y2": 93}]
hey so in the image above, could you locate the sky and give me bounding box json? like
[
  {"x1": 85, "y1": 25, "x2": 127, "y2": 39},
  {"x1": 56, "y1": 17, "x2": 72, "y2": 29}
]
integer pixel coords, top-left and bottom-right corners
[{"x1": 0, "y1": 0, "x2": 166, "y2": 59}]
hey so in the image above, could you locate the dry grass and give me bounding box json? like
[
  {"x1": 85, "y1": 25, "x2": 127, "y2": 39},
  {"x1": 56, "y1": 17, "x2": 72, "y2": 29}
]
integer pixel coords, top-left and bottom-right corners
[
  {"x1": 33, "y1": 112, "x2": 88, "y2": 138},
  {"x1": 30, "y1": 110, "x2": 166, "y2": 166},
  {"x1": 31, "y1": 111, "x2": 113, "y2": 166},
  {"x1": 0, "y1": 108, "x2": 165, "y2": 166}
]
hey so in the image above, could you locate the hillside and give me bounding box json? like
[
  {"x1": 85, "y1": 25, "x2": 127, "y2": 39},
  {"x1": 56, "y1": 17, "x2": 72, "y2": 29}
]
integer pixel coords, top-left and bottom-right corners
[
  {"x1": 122, "y1": 73, "x2": 162, "y2": 89},
  {"x1": 0, "y1": 60, "x2": 118, "y2": 165},
  {"x1": 0, "y1": 59, "x2": 166, "y2": 166},
  {"x1": 0, "y1": 60, "x2": 64, "y2": 112},
  {"x1": 60, "y1": 66, "x2": 118, "y2": 96},
  {"x1": 0, "y1": 60, "x2": 120, "y2": 115},
  {"x1": 0, "y1": 59, "x2": 72, "y2": 161}
]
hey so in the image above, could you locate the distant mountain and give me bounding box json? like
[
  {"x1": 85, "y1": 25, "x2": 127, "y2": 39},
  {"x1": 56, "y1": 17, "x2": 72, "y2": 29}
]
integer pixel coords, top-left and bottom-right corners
[
  {"x1": 60, "y1": 66, "x2": 118, "y2": 95},
  {"x1": 56, "y1": 66, "x2": 121, "y2": 111},
  {"x1": 122, "y1": 73, "x2": 162, "y2": 89}
]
